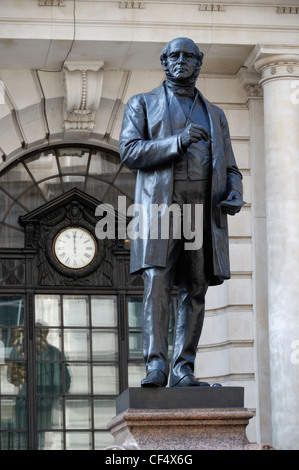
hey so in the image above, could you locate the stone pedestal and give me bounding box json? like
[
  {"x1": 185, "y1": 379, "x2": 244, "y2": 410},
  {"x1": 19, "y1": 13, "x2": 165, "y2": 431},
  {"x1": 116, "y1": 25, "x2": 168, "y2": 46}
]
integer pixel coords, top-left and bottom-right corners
[{"x1": 107, "y1": 388, "x2": 273, "y2": 450}]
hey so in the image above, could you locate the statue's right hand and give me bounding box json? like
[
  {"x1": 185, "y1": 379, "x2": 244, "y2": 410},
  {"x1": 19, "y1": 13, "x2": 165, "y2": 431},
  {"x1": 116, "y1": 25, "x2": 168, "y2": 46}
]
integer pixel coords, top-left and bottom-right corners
[{"x1": 180, "y1": 124, "x2": 210, "y2": 148}]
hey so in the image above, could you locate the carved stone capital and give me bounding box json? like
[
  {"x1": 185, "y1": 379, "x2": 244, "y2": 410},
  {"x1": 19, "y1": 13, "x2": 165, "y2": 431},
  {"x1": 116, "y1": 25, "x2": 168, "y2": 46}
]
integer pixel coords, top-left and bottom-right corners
[
  {"x1": 63, "y1": 61, "x2": 104, "y2": 132},
  {"x1": 237, "y1": 66, "x2": 263, "y2": 102},
  {"x1": 254, "y1": 55, "x2": 299, "y2": 86}
]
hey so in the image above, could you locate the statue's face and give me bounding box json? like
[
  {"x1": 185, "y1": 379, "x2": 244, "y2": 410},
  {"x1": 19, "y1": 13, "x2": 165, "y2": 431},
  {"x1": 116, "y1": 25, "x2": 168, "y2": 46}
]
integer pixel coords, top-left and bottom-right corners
[{"x1": 164, "y1": 38, "x2": 199, "y2": 81}]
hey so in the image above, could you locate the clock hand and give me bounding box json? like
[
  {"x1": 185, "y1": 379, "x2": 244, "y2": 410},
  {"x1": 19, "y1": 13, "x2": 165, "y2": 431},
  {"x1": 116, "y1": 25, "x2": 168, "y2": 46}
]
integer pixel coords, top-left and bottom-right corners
[{"x1": 73, "y1": 231, "x2": 76, "y2": 254}]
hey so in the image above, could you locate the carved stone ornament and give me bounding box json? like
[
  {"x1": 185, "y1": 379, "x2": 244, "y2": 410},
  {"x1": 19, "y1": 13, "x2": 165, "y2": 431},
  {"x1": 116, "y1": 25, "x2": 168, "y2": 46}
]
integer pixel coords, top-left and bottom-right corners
[
  {"x1": 119, "y1": 1, "x2": 145, "y2": 8},
  {"x1": 38, "y1": 0, "x2": 65, "y2": 5},
  {"x1": 63, "y1": 61, "x2": 104, "y2": 132}
]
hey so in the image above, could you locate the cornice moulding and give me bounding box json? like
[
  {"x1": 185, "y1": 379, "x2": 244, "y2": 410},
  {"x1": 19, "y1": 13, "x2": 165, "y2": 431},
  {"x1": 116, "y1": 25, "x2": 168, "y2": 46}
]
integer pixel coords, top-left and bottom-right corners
[{"x1": 244, "y1": 44, "x2": 299, "y2": 72}]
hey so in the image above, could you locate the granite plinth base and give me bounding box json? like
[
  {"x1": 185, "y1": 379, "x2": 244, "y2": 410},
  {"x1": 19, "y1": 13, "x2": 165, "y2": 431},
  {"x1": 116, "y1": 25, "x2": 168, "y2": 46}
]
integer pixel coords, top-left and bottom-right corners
[{"x1": 107, "y1": 388, "x2": 274, "y2": 450}]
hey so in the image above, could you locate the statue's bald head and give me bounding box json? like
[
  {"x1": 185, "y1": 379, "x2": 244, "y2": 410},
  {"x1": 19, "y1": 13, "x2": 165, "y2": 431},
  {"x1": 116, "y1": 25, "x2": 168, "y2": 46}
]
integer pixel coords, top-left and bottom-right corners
[{"x1": 160, "y1": 37, "x2": 204, "y2": 79}]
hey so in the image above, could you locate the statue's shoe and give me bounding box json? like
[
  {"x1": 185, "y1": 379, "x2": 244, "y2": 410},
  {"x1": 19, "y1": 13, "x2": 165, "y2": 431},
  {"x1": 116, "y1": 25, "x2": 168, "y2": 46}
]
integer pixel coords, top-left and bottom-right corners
[
  {"x1": 172, "y1": 375, "x2": 210, "y2": 387},
  {"x1": 141, "y1": 370, "x2": 167, "y2": 388}
]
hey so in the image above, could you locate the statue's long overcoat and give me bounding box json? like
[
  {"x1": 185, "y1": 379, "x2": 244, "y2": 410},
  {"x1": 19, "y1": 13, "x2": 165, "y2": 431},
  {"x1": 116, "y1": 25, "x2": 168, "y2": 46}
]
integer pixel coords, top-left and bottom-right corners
[{"x1": 119, "y1": 83, "x2": 243, "y2": 286}]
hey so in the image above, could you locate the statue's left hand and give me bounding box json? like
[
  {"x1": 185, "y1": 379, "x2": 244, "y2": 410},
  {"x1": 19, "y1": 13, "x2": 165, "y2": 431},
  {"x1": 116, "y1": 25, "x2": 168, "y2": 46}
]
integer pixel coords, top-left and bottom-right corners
[{"x1": 221, "y1": 191, "x2": 244, "y2": 215}]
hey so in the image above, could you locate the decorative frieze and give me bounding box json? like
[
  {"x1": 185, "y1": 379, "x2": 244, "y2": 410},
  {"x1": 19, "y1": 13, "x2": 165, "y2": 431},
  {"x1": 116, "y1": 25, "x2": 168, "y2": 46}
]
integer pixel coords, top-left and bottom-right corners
[{"x1": 63, "y1": 61, "x2": 104, "y2": 132}]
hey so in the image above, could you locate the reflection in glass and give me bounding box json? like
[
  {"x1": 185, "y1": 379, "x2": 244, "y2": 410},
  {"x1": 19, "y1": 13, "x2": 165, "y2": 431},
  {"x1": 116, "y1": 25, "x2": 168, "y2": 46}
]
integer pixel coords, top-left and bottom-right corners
[
  {"x1": 35, "y1": 325, "x2": 71, "y2": 395},
  {"x1": 38, "y1": 432, "x2": 64, "y2": 450},
  {"x1": 37, "y1": 398, "x2": 63, "y2": 430},
  {"x1": 1, "y1": 432, "x2": 27, "y2": 450}
]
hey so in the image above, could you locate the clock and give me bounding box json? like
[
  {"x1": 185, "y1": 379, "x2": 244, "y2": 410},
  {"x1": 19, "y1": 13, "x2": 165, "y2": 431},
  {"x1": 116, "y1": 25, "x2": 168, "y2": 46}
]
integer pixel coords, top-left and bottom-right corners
[{"x1": 53, "y1": 227, "x2": 97, "y2": 270}]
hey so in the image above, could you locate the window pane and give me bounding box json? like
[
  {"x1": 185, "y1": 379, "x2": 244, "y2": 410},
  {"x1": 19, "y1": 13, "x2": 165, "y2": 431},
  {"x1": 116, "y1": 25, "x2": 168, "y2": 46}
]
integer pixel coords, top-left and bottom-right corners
[
  {"x1": 38, "y1": 177, "x2": 63, "y2": 201},
  {"x1": 37, "y1": 397, "x2": 61, "y2": 430},
  {"x1": 0, "y1": 189, "x2": 14, "y2": 222},
  {"x1": 25, "y1": 151, "x2": 58, "y2": 182},
  {"x1": 1, "y1": 397, "x2": 27, "y2": 430},
  {"x1": 35, "y1": 295, "x2": 61, "y2": 327},
  {"x1": 128, "y1": 363, "x2": 145, "y2": 388},
  {"x1": 63, "y1": 295, "x2": 89, "y2": 327},
  {"x1": 39, "y1": 431, "x2": 64, "y2": 450},
  {"x1": 36, "y1": 362, "x2": 67, "y2": 396},
  {"x1": 65, "y1": 399, "x2": 91, "y2": 429},
  {"x1": 89, "y1": 150, "x2": 121, "y2": 181},
  {"x1": 94, "y1": 432, "x2": 114, "y2": 450},
  {"x1": 67, "y1": 363, "x2": 91, "y2": 395},
  {"x1": 64, "y1": 330, "x2": 89, "y2": 361},
  {"x1": 84, "y1": 177, "x2": 110, "y2": 201},
  {"x1": 1, "y1": 365, "x2": 17, "y2": 395},
  {"x1": 91, "y1": 296, "x2": 117, "y2": 327},
  {"x1": 129, "y1": 331, "x2": 142, "y2": 359},
  {"x1": 94, "y1": 399, "x2": 116, "y2": 428},
  {"x1": 114, "y1": 168, "x2": 136, "y2": 202},
  {"x1": 65, "y1": 432, "x2": 92, "y2": 450},
  {"x1": 37, "y1": 398, "x2": 63, "y2": 431},
  {"x1": 2, "y1": 432, "x2": 27, "y2": 450},
  {"x1": 4, "y1": 202, "x2": 27, "y2": 227},
  {"x1": 58, "y1": 148, "x2": 90, "y2": 173},
  {"x1": 0, "y1": 162, "x2": 32, "y2": 197},
  {"x1": 62, "y1": 175, "x2": 86, "y2": 192},
  {"x1": 0, "y1": 225, "x2": 24, "y2": 248},
  {"x1": 128, "y1": 297, "x2": 143, "y2": 327},
  {"x1": 18, "y1": 186, "x2": 45, "y2": 211},
  {"x1": 93, "y1": 364, "x2": 119, "y2": 395},
  {"x1": 92, "y1": 330, "x2": 118, "y2": 361}
]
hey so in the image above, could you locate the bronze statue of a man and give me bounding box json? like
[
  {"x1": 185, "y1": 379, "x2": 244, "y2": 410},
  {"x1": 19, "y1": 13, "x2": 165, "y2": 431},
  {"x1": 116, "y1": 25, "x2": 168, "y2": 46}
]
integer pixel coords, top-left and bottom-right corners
[{"x1": 119, "y1": 37, "x2": 244, "y2": 387}]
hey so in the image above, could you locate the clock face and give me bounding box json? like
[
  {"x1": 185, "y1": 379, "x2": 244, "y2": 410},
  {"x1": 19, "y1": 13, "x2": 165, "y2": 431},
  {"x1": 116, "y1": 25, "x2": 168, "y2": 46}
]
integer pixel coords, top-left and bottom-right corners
[{"x1": 53, "y1": 227, "x2": 97, "y2": 270}]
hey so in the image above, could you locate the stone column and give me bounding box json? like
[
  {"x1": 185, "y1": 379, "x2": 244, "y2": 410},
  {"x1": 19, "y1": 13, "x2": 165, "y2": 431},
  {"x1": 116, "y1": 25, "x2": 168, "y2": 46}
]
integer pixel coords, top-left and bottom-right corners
[{"x1": 254, "y1": 51, "x2": 299, "y2": 450}]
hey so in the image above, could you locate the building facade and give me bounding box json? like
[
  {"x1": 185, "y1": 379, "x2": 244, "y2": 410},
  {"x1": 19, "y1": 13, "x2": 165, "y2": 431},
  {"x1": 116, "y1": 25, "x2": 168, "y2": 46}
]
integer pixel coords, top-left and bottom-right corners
[{"x1": 0, "y1": 0, "x2": 298, "y2": 450}]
